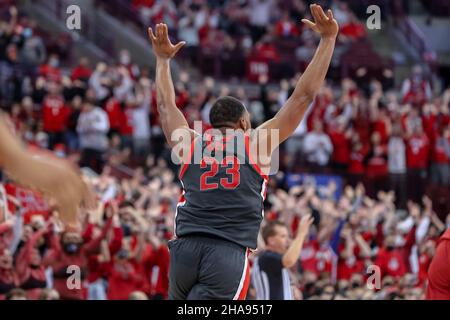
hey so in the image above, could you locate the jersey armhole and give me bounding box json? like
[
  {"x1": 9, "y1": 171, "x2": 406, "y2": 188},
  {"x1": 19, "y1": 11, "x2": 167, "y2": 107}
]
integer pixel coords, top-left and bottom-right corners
[
  {"x1": 179, "y1": 137, "x2": 197, "y2": 180},
  {"x1": 245, "y1": 134, "x2": 269, "y2": 181}
]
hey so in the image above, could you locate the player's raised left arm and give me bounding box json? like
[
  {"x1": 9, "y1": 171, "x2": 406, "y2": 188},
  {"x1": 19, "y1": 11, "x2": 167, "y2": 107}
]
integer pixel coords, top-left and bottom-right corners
[{"x1": 256, "y1": 4, "x2": 338, "y2": 152}]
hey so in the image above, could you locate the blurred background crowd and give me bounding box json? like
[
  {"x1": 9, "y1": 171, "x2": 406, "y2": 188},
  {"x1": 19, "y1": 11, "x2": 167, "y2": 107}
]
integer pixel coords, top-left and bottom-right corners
[{"x1": 0, "y1": 0, "x2": 449, "y2": 300}]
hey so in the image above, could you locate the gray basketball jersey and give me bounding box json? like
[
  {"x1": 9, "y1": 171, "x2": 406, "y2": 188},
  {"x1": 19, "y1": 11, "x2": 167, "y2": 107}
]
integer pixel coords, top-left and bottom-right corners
[{"x1": 175, "y1": 131, "x2": 268, "y2": 249}]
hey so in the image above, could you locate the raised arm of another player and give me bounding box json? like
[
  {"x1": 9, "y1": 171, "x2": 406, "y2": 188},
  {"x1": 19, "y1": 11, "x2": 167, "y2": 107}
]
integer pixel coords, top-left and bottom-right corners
[
  {"x1": 0, "y1": 113, "x2": 95, "y2": 227},
  {"x1": 255, "y1": 4, "x2": 338, "y2": 154},
  {"x1": 148, "y1": 24, "x2": 197, "y2": 160}
]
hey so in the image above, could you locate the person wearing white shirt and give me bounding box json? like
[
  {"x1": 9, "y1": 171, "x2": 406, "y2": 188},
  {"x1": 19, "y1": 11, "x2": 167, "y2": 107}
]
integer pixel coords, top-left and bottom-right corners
[
  {"x1": 77, "y1": 92, "x2": 110, "y2": 173},
  {"x1": 303, "y1": 120, "x2": 333, "y2": 168},
  {"x1": 132, "y1": 83, "x2": 152, "y2": 158},
  {"x1": 388, "y1": 125, "x2": 407, "y2": 209}
]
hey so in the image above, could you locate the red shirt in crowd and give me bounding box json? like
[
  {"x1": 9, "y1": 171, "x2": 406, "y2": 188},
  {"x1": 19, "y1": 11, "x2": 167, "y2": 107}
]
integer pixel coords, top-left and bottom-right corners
[
  {"x1": 329, "y1": 129, "x2": 350, "y2": 165},
  {"x1": 337, "y1": 242, "x2": 365, "y2": 280},
  {"x1": 299, "y1": 240, "x2": 333, "y2": 276},
  {"x1": 340, "y1": 22, "x2": 366, "y2": 40},
  {"x1": 104, "y1": 97, "x2": 123, "y2": 132},
  {"x1": 42, "y1": 95, "x2": 70, "y2": 133},
  {"x1": 71, "y1": 65, "x2": 92, "y2": 82},
  {"x1": 275, "y1": 21, "x2": 299, "y2": 38},
  {"x1": 366, "y1": 145, "x2": 388, "y2": 178},
  {"x1": 132, "y1": 0, "x2": 154, "y2": 9},
  {"x1": 85, "y1": 225, "x2": 123, "y2": 284},
  {"x1": 426, "y1": 228, "x2": 450, "y2": 300},
  {"x1": 254, "y1": 43, "x2": 280, "y2": 62},
  {"x1": 16, "y1": 228, "x2": 48, "y2": 300},
  {"x1": 422, "y1": 113, "x2": 437, "y2": 140},
  {"x1": 39, "y1": 64, "x2": 61, "y2": 82},
  {"x1": 145, "y1": 244, "x2": 170, "y2": 298},
  {"x1": 418, "y1": 252, "x2": 432, "y2": 285},
  {"x1": 43, "y1": 218, "x2": 113, "y2": 300},
  {"x1": 348, "y1": 150, "x2": 365, "y2": 175},
  {"x1": 372, "y1": 119, "x2": 389, "y2": 144},
  {"x1": 374, "y1": 248, "x2": 407, "y2": 278},
  {"x1": 107, "y1": 259, "x2": 143, "y2": 300},
  {"x1": 119, "y1": 106, "x2": 134, "y2": 136},
  {"x1": 406, "y1": 134, "x2": 430, "y2": 169}
]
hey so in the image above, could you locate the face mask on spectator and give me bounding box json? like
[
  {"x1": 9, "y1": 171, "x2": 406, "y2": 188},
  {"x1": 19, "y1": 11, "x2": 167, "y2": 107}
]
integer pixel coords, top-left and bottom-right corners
[
  {"x1": 49, "y1": 58, "x2": 59, "y2": 68},
  {"x1": 394, "y1": 235, "x2": 405, "y2": 247},
  {"x1": 122, "y1": 224, "x2": 132, "y2": 237},
  {"x1": 304, "y1": 282, "x2": 314, "y2": 292},
  {"x1": 117, "y1": 249, "x2": 130, "y2": 260},
  {"x1": 23, "y1": 28, "x2": 33, "y2": 38},
  {"x1": 63, "y1": 243, "x2": 81, "y2": 254},
  {"x1": 120, "y1": 54, "x2": 130, "y2": 65},
  {"x1": 55, "y1": 150, "x2": 66, "y2": 158}
]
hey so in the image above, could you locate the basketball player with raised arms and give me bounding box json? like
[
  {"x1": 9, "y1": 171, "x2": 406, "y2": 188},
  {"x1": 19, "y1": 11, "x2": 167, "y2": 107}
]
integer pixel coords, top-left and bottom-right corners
[{"x1": 147, "y1": 3, "x2": 339, "y2": 300}]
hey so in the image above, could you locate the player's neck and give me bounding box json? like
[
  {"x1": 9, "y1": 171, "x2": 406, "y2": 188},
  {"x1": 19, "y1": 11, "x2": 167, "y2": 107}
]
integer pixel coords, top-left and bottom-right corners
[{"x1": 214, "y1": 126, "x2": 239, "y2": 134}]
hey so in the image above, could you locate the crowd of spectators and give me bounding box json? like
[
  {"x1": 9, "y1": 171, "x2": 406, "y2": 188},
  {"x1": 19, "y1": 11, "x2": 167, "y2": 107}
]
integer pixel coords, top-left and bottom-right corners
[
  {"x1": 0, "y1": 4, "x2": 449, "y2": 300},
  {"x1": 126, "y1": 0, "x2": 371, "y2": 79}
]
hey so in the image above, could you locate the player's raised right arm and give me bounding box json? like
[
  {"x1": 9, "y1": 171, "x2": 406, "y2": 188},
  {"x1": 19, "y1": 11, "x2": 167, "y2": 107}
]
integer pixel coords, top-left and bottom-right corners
[
  {"x1": 255, "y1": 4, "x2": 339, "y2": 154},
  {"x1": 148, "y1": 24, "x2": 197, "y2": 154}
]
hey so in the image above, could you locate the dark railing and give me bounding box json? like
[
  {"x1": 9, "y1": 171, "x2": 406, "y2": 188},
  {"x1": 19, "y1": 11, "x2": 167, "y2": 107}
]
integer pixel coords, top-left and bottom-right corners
[
  {"x1": 392, "y1": 0, "x2": 438, "y2": 72},
  {"x1": 95, "y1": 0, "x2": 139, "y2": 26},
  {"x1": 31, "y1": 0, "x2": 116, "y2": 61},
  {"x1": 395, "y1": 17, "x2": 425, "y2": 57}
]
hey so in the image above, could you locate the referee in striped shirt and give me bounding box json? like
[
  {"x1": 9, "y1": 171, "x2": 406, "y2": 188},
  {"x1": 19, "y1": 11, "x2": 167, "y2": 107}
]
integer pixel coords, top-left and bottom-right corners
[{"x1": 252, "y1": 215, "x2": 313, "y2": 300}]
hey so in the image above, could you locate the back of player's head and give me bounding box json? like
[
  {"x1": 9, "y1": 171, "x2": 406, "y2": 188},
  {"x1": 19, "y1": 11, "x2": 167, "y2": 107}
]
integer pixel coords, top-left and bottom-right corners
[{"x1": 209, "y1": 96, "x2": 246, "y2": 128}]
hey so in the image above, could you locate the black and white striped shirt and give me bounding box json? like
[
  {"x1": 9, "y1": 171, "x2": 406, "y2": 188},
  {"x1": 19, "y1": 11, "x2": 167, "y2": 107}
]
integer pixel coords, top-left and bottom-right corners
[{"x1": 251, "y1": 251, "x2": 293, "y2": 300}]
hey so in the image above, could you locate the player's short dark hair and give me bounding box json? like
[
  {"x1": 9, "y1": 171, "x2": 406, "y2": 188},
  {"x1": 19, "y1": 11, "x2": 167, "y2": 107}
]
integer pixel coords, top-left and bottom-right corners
[
  {"x1": 209, "y1": 96, "x2": 246, "y2": 128},
  {"x1": 262, "y1": 221, "x2": 287, "y2": 244}
]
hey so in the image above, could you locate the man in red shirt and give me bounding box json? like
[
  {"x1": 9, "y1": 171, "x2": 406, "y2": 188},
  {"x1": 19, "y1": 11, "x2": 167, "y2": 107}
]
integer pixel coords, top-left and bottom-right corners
[
  {"x1": 42, "y1": 81, "x2": 70, "y2": 149},
  {"x1": 328, "y1": 120, "x2": 351, "y2": 173},
  {"x1": 144, "y1": 241, "x2": 170, "y2": 299},
  {"x1": 340, "y1": 14, "x2": 366, "y2": 41},
  {"x1": 39, "y1": 54, "x2": 62, "y2": 83},
  {"x1": 374, "y1": 235, "x2": 407, "y2": 279},
  {"x1": 426, "y1": 228, "x2": 450, "y2": 299},
  {"x1": 275, "y1": 11, "x2": 300, "y2": 38},
  {"x1": 43, "y1": 217, "x2": 113, "y2": 300},
  {"x1": 406, "y1": 125, "x2": 430, "y2": 201},
  {"x1": 119, "y1": 101, "x2": 135, "y2": 149},
  {"x1": 104, "y1": 96, "x2": 123, "y2": 135},
  {"x1": 71, "y1": 57, "x2": 92, "y2": 83},
  {"x1": 107, "y1": 248, "x2": 143, "y2": 300}
]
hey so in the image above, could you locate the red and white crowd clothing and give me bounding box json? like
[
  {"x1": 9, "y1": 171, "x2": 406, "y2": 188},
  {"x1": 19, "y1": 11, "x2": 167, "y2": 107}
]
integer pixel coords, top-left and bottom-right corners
[
  {"x1": 406, "y1": 134, "x2": 430, "y2": 169},
  {"x1": 42, "y1": 95, "x2": 70, "y2": 133}
]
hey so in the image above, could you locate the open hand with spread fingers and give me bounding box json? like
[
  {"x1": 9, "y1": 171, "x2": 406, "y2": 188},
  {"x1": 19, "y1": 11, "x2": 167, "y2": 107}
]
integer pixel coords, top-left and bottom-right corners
[
  {"x1": 301, "y1": 4, "x2": 339, "y2": 40},
  {"x1": 148, "y1": 23, "x2": 185, "y2": 60}
]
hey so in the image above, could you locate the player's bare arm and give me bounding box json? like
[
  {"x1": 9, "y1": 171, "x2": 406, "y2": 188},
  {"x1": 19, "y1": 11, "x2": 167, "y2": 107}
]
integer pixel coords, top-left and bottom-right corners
[
  {"x1": 253, "y1": 4, "x2": 339, "y2": 161},
  {"x1": 148, "y1": 23, "x2": 198, "y2": 162},
  {"x1": 0, "y1": 113, "x2": 95, "y2": 228}
]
